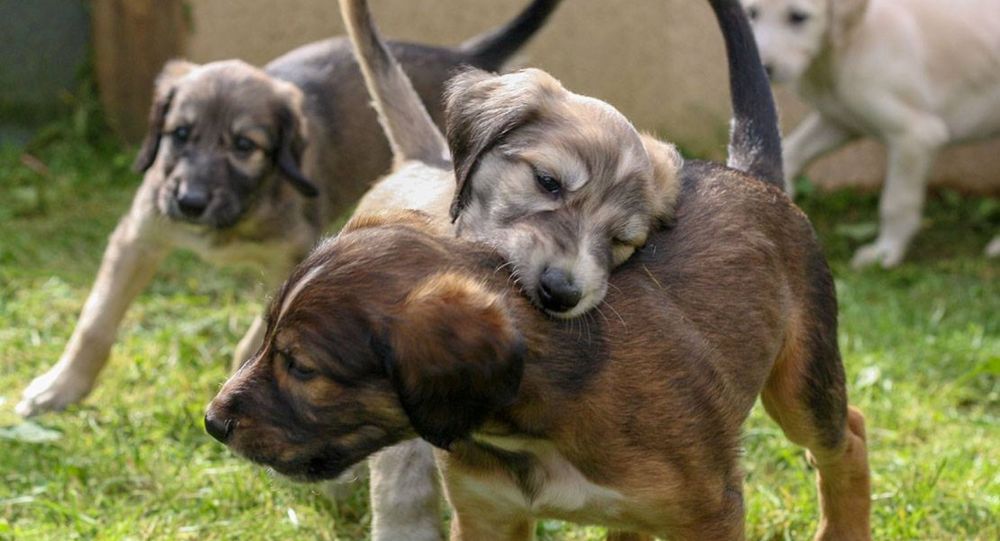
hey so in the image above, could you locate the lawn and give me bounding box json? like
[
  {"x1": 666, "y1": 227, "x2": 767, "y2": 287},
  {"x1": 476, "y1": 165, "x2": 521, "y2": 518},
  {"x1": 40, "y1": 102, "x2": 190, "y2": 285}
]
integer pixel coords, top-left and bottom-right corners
[{"x1": 1, "y1": 123, "x2": 997, "y2": 540}]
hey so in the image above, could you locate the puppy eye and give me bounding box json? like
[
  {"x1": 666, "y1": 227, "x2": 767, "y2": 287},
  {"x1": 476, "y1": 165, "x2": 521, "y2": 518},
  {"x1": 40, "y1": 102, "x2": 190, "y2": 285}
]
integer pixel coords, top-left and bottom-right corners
[
  {"x1": 280, "y1": 350, "x2": 317, "y2": 381},
  {"x1": 171, "y1": 126, "x2": 192, "y2": 143},
  {"x1": 747, "y1": 6, "x2": 759, "y2": 20},
  {"x1": 787, "y1": 9, "x2": 810, "y2": 25},
  {"x1": 534, "y1": 171, "x2": 562, "y2": 196},
  {"x1": 233, "y1": 136, "x2": 257, "y2": 153}
]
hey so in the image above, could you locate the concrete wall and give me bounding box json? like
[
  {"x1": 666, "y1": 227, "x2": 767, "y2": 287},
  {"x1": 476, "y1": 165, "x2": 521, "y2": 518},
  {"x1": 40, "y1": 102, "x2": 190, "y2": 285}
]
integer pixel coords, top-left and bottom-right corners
[{"x1": 184, "y1": 0, "x2": 1000, "y2": 194}]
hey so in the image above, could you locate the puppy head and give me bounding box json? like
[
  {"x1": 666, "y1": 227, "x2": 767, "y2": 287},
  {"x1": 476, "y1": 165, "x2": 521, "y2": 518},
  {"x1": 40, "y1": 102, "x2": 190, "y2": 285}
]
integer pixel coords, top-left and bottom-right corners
[
  {"x1": 135, "y1": 59, "x2": 318, "y2": 229},
  {"x1": 741, "y1": 0, "x2": 866, "y2": 83},
  {"x1": 445, "y1": 68, "x2": 681, "y2": 319},
  {"x1": 205, "y1": 214, "x2": 524, "y2": 480}
]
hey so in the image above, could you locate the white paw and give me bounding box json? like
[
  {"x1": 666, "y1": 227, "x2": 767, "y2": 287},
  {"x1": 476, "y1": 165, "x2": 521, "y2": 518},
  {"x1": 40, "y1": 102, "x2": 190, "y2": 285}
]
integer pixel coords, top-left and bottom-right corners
[
  {"x1": 851, "y1": 241, "x2": 905, "y2": 270},
  {"x1": 16, "y1": 366, "x2": 94, "y2": 417},
  {"x1": 986, "y1": 237, "x2": 1000, "y2": 258}
]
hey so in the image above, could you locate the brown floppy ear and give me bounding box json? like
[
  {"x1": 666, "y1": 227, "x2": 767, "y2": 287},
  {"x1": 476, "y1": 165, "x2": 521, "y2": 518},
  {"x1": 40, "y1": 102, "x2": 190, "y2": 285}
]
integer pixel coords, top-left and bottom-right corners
[
  {"x1": 274, "y1": 85, "x2": 319, "y2": 198},
  {"x1": 444, "y1": 68, "x2": 561, "y2": 221},
  {"x1": 132, "y1": 60, "x2": 198, "y2": 173},
  {"x1": 640, "y1": 134, "x2": 684, "y2": 222},
  {"x1": 387, "y1": 271, "x2": 524, "y2": 449},
  {"x1": 829, "y1": 0, "x2": 868, "y2": 50}
]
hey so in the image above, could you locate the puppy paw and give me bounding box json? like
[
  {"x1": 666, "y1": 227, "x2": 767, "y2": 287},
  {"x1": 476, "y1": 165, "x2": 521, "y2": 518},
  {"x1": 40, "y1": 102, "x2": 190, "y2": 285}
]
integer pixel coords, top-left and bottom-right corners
[
  {"x1": 16, "y1": 366, "x2": 93, "y2": 417},
  {"x1": 850, "y1": 241, "x2": 905, "y2": 270},
  {"x1": 985, "y1": 236, "x2": 1000, "y2": 258}
]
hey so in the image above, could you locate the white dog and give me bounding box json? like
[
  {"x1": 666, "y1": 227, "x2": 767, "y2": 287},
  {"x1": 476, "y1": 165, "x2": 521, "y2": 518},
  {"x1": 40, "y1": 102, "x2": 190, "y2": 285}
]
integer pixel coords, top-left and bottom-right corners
[{"x1": 742, "y1": 0, "x2": 1000, "y2": 267}]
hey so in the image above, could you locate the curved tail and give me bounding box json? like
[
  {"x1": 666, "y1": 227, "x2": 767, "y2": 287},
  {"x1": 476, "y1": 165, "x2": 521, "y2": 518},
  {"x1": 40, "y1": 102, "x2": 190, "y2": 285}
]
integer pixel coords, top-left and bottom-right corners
[
  {"x1": 459, "y1": 0, "x2": 563, "y2": 72},
  {"x1": 339, "y1": 0, "x2": 449, "y2": 167},
  {"x1": 708, "y1": 0, "x2": 784, "y2": 189}
]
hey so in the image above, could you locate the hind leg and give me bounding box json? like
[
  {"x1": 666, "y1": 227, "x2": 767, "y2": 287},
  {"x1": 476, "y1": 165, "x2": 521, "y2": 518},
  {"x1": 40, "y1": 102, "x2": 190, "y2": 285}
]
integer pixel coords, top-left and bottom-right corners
[{"x1": 761, "y1": 350, "x2": 871, "y2": 540}]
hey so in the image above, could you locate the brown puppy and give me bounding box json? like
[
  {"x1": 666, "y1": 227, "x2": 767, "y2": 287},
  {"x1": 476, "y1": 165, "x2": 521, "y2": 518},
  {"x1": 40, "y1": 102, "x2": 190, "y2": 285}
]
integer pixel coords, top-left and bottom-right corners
[
  {"x1": 16, "y1": 0, "x2": 562, "y2": 417},
  {"x1": 206, "y1": 1, "x2": 871, "y2": 539}
]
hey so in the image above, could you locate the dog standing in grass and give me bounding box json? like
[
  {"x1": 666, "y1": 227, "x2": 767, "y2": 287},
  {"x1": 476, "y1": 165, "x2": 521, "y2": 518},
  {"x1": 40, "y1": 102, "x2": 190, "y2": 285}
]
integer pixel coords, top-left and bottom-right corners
[
  {"x1": 16, "y1": 0, "x2": 562, "y2": 417},
  {"x1": 206, "y1": 0, "x2": 871, "y2": 539},
  {"x1": 742, "y1": 0, "x2": 1000, "y2": 268}
]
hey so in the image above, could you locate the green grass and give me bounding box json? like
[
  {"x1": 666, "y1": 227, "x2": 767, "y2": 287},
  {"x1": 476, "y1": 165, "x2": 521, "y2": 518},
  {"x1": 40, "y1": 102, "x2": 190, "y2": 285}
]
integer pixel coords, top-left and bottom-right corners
[{"x1": 0, "y1": 130, "x2": 997, "y2": 540}]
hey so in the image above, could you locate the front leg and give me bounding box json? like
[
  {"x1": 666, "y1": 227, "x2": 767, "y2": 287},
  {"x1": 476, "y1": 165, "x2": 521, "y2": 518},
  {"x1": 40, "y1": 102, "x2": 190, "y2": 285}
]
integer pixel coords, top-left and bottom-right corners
[
  {"x1": 17, "y1": 190, "x2": 171, "y2": 416},
  {"x1": 231, "y1": 315, "x2": 267, "y2": 371},
  {"x1": 370, "y1": 439, "x2": 445, "y2": 541},
  {"x1": 851, "y1": 118, "x2": 946, "y2": 269},
  {"x1": 783, "y1": 112, "x2": 855, "y2": 196}
]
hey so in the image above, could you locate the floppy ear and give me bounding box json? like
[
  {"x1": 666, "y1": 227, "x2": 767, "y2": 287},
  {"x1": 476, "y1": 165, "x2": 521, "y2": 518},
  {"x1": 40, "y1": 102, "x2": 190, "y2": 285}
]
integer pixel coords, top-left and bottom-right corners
[
  {"x1": 387, "y1": 271, "x2": 524, "y2": 449},
  {"x1": 444, "y1": 68, "x2": 561, "y2": 221},
  {"x1": 274, "y1": 86, "x2": 319, "y2": 198},
  {"x1": 640, "y1": 134, "x2": 684, "y2": 222},
  {"x1": 829, "y1": 0, "x2": 868, "y2": 49},
  {"x1": 133, "y1": 60, "x2": 198, "y2": 173}
]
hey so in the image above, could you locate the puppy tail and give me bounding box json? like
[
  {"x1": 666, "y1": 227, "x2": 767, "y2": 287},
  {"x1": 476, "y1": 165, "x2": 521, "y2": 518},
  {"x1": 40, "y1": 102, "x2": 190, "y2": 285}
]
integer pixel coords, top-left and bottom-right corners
[
  {"x1": 339, "y1": 0, "x2": 449, "y2": 168},
  {"x1": 458, "y1": 0, "x2": 563, "y2": 72},
  {"x1": 708, "y1": 0, "x2": 785, "y2": 190}
]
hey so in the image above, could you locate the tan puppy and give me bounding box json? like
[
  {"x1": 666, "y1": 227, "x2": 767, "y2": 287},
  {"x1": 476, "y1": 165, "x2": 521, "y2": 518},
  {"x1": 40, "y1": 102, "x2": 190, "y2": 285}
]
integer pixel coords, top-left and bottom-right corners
[
  {"x1": 742, "y1": 0, "x2": 1000, "y2": 267},
  {"x1": 445, "y1": 70, "x2": 682, "y2": 318},
  {"x1": 207, "y1": 1, "x2": 870, "y2": 539},
  {"x1": 16, "y1": 0, "x2": 562, "y2": 417}
]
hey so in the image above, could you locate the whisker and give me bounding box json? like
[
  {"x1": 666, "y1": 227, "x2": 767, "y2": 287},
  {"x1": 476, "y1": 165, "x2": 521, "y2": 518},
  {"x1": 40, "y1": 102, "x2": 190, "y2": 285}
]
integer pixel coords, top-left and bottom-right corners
[
  {"x1": 604, "y1": 300, "x2": 627, "y2": 330},
  {"x1": 593, "y1": 305, "x2": 611, "y2": 325}
]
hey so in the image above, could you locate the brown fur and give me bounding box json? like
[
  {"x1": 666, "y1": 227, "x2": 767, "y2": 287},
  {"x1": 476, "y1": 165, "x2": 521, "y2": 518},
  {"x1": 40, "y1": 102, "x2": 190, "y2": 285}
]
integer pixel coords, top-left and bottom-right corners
[{"x1": 206, "y1": 164, "x2": 871, "y2": 540}]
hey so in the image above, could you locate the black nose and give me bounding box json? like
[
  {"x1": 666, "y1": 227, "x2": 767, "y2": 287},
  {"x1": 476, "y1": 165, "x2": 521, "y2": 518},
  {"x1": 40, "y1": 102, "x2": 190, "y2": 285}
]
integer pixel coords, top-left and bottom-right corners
[
  {"x1": 763, "y1": 64, "x2": 774, "y2": 79},
  {"x1": 204, "y1": 412, "x2": 234, "y2": 443},
  {"x1": 176, "y1": 187, "x2": 211, "y2": 218},
  {"x1": 538, "y1": 267, "x2": 582, "y2": 313}
]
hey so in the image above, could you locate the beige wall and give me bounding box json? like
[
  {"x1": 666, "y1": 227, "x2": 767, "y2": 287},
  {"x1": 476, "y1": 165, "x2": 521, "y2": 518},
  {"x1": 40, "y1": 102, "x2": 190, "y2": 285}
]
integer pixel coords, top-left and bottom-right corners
[{"x1": 185, "y1": 0, "x2": 999, "y2": 194}]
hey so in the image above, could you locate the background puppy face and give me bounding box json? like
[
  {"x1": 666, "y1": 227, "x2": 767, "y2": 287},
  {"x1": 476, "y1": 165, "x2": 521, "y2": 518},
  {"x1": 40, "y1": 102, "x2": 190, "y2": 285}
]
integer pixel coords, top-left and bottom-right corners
[
  {"x1": 206, "y1": 216, "x2": 524, "y2": 478},
  {"x1": 134, "y1": 60, "x2": 317, "y2": 229},
  {"x1": 742, "y1": 0, "x2": 831, "y2": 83},
  {"x1": 446, "y1": 69, "x2": 672, "y2": 319}
]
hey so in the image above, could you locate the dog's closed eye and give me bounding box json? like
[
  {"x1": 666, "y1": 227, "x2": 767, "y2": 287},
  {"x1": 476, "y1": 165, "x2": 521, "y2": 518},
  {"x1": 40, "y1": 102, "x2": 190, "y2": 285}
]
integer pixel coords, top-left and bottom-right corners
[
  {"x1": 279, "y1": 350, "x2": 318, "y2": 381},
  {"x1": 534, "y1": 170, "x2": 562, "y2": 196}
]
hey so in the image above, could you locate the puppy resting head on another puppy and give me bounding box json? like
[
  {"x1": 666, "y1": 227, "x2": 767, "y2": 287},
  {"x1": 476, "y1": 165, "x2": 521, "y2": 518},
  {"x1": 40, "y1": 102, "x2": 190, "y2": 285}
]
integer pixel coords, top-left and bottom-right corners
[
  {"x1": 447, "y1": 68, "x2": 681, "y2": 318},
  {"x1": 135, "y1": 60, "x2": 317, "y2": 229}
]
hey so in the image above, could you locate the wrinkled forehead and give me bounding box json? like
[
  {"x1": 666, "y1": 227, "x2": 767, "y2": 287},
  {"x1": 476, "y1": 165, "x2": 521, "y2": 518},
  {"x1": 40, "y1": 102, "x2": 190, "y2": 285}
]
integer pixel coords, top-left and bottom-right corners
[
  {"x1": 167, "y1": 65, "x2": 284, "y2": 131},
  {"x1": 511, "y1": 94, "x2": 650, "y2": 191}
]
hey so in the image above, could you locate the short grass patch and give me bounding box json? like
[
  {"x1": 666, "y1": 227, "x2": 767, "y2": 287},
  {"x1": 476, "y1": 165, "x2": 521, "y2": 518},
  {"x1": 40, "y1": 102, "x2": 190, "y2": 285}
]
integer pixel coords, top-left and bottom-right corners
[{"x1": 1, "y1": 134, "x2": 997, "y2": 539}]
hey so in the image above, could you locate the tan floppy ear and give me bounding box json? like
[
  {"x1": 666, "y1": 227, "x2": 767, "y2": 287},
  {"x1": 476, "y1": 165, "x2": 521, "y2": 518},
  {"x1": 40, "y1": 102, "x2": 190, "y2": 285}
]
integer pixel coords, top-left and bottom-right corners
[
  {"x1": 829, "y1": 0, "x2": 868, "y2": 49},
  {"x1": 444, "y1": 68, "x2": 561, "y2": 221},
  {"x1": 640, "y1": 134, "x2": 684, "y2": 222},
  {"x1": 273, "y1": 83, "x2": 319, "y2": 198},
  {"x1": 387, "y1": 271, "x2": 524, "y2": 449},
  {"x1": 133, "y1": 60, "x2": 198, "y2": 173}
]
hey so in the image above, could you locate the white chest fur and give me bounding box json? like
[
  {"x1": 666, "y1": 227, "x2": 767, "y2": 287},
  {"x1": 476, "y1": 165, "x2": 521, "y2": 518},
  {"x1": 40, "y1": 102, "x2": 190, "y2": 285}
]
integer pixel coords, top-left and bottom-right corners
[{"x1": 467, "y1": 435, "x2": 628, "y2": 521}]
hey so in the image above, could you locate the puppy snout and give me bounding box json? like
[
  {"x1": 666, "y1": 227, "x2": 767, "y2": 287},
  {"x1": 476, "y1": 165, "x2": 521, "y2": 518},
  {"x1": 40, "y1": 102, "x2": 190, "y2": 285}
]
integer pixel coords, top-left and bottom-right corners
[
  {"x1": 538, "y1": 267, "x2": 582, "y2": 314},
  {"x1": 176, "y1": 186, "x2": 212, "y2": 219},
  {"x1": 204, "y1": 411, "x2": 235, "y2": 443}
]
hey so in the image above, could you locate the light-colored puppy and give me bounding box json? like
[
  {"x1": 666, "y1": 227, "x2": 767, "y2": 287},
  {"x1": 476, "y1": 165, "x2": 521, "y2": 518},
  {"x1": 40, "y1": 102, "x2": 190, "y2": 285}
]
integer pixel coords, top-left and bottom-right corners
[
  {"x1": 742, "y1": 0, "x2": 1000, "y2": 267},
  {"x1": 445, "y1": 72, "x2": 682, "y2": 318}
]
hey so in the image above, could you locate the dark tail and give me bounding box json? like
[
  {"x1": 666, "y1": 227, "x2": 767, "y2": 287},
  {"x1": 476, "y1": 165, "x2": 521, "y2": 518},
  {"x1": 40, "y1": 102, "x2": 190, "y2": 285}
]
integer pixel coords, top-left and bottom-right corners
[
  {"x1": 340, "y1": 0, "x2": 449, "y2": 167},
  {"x1": 459, "y1": 0, "x2": 563, "y2": 72},
  {"x1": 708, "y1": 0, "x2": 784, "y2": 189}
]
